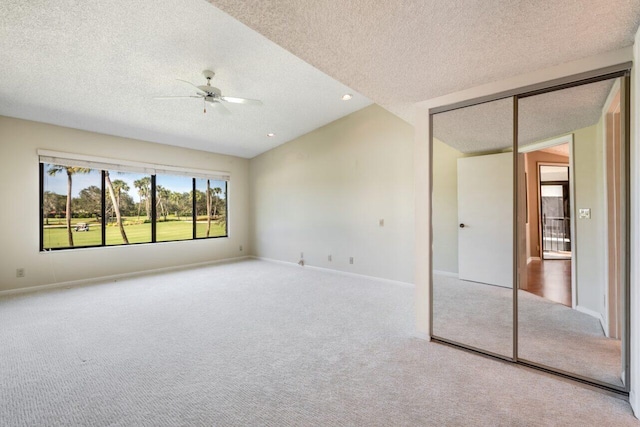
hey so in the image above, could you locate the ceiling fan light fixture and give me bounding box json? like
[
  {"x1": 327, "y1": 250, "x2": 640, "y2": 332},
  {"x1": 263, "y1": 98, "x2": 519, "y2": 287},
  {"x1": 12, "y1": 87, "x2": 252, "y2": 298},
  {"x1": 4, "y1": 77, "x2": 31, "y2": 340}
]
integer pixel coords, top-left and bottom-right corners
[
  {"x1": 159, "y1": 70, "x2": 262, "y2": 115},
  {"x1": 341, "y1": 93, "x2": 353, "y2": 101}
]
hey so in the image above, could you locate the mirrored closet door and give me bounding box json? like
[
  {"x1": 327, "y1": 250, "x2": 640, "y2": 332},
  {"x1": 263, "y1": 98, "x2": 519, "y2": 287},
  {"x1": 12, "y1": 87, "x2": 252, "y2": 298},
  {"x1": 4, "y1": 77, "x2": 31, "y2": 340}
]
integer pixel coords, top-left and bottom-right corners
[
  {"x1": 430, "y1": 69, "x2": 630, "y2": 393},
  {"x1": 431, "y1": 97, "x2": 514, "y2": 359},
  {"x1": 517, "y1": 75, "x2": 629, "y2": 390}
]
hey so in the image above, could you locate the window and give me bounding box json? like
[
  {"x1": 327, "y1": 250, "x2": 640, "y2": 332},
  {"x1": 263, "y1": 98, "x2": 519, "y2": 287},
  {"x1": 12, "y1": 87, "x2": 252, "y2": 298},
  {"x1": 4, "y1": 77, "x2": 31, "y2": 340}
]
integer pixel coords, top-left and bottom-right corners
[
  {"x1": 42, "y1": 163, "x2": 103, "y2": 249},
  {"x1": 156, "y1": 174, "x2": 193, "y2": 242},
  {"x1": 195, "y1": 178, "x2": 227, "y2": 239},
  {"x1": 105, "y1": 171, "x2": 152, "y2": 246},
  {"x1": 39, "y1": 152, "x2": 229, "y2": 251}
]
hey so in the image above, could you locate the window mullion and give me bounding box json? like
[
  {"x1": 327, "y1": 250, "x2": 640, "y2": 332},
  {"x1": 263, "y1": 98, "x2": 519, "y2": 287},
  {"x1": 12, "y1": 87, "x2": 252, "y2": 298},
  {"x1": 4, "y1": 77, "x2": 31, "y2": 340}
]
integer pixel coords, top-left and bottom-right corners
[
  {"x1": 151, "y1": 175, "x2": 157, "y2": 243},
  {"x1": 192, "y1": 178, "x2": 196, "y2": 239},
  {"x1": 101, "y1": 170, "x2": 106, "y2": 246}
]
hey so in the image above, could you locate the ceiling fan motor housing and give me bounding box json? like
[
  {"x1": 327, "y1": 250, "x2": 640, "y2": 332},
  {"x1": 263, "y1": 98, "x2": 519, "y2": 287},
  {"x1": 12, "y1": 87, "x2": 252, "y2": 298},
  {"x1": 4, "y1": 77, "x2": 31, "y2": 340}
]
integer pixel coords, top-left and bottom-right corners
[{"x1": 199, "y1": 85, "x2": 222, "y2": 99}]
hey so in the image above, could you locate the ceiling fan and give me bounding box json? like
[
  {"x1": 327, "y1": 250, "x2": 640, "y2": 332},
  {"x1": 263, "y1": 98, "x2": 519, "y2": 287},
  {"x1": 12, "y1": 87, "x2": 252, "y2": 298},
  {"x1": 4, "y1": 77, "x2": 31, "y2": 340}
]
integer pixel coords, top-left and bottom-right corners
[{"x1": 154, "y1": 70, "x2": 262, "y2": 114}]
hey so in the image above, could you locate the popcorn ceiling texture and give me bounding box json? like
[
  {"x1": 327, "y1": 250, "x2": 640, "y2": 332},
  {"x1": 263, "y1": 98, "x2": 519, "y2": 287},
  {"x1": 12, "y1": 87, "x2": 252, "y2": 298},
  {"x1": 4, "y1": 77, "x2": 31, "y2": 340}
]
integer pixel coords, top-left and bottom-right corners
[
  {"x1": 0, "y1": 0, "x2": 371, "y2": 158},
  {"x1": 0, "y1": 1, "x2": 637, "y2": 157},
  {"x1": 210, "y1": 0, "x2": 640, "y2": 123}
]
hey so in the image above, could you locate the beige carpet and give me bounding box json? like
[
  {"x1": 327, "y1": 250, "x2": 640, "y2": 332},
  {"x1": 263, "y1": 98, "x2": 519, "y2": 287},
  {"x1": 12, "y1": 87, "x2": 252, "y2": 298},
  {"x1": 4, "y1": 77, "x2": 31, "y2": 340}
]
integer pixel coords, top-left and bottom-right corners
[
  {"x1": 0, "y1": 259, "x2": 636, "y2": 426},
  {"x1": 433, "y1": 274, "x2": 623, "y2": 386}
]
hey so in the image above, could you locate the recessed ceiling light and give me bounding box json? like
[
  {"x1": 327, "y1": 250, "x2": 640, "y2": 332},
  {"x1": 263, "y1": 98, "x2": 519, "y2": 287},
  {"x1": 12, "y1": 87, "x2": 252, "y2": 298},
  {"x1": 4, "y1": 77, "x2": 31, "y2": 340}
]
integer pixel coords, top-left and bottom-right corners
[
  {"x1": 267, "y1": 133, "x2": 275, "y2": 137},
  {"x1": 341, "y1": 94, "x2": 353, "y2": 101}
]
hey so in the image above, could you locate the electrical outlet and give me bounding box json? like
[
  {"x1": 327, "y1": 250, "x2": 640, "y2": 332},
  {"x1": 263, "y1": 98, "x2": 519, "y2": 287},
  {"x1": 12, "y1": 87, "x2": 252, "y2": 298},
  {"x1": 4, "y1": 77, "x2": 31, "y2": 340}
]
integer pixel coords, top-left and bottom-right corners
[
  {"x1": 349, "y1": 257, "x2": 354, "y2": 265},
  {"x1": 239, "y1": 245, "x2": 243, "y2": 252},
  {"x1": 328, "y1": 254, "x2": 332, "y2": 262},
  {"x1": 579, "y1": 208, "x2": 591, "y2": 219},
  {"x1": 379, "y1": 219, "x2": 384, "y2": 227},
  {"x1": 16, "y1": 268, "x2": 25, "y2": 278}
]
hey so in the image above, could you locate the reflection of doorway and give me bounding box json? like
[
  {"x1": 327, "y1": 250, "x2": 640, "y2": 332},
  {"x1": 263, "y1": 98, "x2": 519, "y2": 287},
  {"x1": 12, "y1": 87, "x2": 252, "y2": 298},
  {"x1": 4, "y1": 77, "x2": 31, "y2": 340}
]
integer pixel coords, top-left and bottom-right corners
[
  {"x1": 519, "y1": 139, "x2": 575, "y2": 309},
  {"x1": 539, "y1": 165, "x2": 571, "y2": 260}
]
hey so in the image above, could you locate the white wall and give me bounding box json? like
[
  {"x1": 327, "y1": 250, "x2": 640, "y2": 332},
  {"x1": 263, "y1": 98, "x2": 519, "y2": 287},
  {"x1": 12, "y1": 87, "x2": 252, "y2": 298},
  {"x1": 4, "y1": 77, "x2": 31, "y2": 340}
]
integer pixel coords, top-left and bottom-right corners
[
  {"x1": 249, "y1": 104, "x2": 414, "y2": 283},
  {"x1": 0, "y1": 116, "x2": 250, "y2": 293}
]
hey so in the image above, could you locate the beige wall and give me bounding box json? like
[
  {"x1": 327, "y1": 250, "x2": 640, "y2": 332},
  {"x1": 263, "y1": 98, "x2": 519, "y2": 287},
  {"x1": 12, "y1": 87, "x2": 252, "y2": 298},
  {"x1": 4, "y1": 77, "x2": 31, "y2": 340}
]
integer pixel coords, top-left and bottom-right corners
[
  {"x1": 0, "y1": 116, "x2": 250, "y2": 292},
  {"x1": 249, "y1": 104, "x2": 415, "y2": 283},
  {"x1": 572, "y1": 123, "x2": 606, "y2": 316},
  {"x1": 432, "y1": 138, "x2": 464, "y2": 274}
]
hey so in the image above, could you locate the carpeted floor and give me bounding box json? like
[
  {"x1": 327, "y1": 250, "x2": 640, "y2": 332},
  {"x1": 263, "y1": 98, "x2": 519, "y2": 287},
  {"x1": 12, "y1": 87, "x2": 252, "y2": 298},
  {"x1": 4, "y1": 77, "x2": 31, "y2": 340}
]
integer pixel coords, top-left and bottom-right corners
[
  {"x1": 0, "y1": 259, "x2": 636, "y2": 426},
  {"x1": 433, "y1": 274, "x2": 623, "y2": 386}
]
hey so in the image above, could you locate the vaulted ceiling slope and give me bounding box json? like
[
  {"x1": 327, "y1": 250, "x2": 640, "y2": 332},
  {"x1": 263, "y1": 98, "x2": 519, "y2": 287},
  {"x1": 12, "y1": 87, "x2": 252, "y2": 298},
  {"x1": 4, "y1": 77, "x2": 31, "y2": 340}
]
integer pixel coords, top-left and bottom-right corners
[
  {"x1": 210, "y1": 0, "x2": 640, "y2": 123},
  {"x1": 0, "y1": 0, "x2": 371, "y2": 158}
]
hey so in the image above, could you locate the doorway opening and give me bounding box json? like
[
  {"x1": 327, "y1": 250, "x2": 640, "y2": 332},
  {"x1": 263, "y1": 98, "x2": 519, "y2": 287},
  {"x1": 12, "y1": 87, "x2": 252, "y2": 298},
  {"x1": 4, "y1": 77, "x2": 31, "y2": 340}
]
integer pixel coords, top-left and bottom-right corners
[
  {"x1": 520, "y1": 140, "x2": 574, "y2": 309},
  {"x1": 539, "y1": 165, "x2": 571, "y2": 260}
]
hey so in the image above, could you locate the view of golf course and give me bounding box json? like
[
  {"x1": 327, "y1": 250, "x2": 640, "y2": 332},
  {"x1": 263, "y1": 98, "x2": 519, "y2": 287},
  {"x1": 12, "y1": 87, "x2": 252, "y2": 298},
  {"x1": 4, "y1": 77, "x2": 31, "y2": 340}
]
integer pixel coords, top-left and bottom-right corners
[{"x1": 42, "y1": 164, "x2": 227, "y2": 249}]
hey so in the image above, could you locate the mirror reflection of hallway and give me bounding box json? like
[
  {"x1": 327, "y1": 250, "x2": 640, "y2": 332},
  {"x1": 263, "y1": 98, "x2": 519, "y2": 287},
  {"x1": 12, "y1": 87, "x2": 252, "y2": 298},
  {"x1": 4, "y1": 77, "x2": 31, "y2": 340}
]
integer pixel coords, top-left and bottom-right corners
[
  {"x1": 517, "y1": 76, "x2": 626, "y2": 388},
  {"x1": 522, "y1": 153, "x2": 573, "y2": 308}
]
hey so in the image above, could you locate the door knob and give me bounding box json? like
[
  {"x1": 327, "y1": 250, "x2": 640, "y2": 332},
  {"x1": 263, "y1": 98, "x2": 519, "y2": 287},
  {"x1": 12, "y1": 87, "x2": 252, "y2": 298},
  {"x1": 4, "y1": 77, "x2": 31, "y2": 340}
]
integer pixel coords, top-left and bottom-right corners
[{"x1": 459, "y1": 223, "x2": 465, "y2": 228}]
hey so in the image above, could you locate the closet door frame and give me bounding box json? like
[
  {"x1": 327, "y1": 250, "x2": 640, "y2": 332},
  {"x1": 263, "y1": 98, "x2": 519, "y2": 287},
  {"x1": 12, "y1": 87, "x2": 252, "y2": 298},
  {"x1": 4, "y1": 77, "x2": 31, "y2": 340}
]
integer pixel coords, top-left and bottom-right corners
[{"x1": 428, "y1": 63, "x2": 631, "y2": 395}]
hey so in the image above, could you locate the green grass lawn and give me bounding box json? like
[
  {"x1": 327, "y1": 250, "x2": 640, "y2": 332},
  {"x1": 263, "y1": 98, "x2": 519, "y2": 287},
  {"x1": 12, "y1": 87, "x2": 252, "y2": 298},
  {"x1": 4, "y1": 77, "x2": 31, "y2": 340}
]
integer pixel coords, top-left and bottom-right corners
[{"x1": 43, "y1": 220, "x2": 226, "y2": 249}]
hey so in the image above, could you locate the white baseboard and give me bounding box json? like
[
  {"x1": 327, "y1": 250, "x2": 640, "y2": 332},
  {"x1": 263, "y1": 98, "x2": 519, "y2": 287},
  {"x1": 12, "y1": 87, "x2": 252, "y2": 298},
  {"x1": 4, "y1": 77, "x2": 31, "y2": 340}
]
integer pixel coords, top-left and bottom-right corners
[
  {"x1": 414, "y1": 330, "x2": 431, "y2": 341},
  {"x1": 527, "y1": 256, "x2": 541, "y2": 264},
  {"x1": 630, "y1": 389, "x2": 638, "y2": 419},
  {"x1": 575, "y1": 305, "x2": 606, "y2": 331},
  {"x1": 251, "y1": 256, "x2": 414, "y2": 288},
  {"x1": 433, "y1": 270, "x2": 459, "y2": 278},
  {"x1": 0, "y1": 256, "x2": 252, "y2": 297}
]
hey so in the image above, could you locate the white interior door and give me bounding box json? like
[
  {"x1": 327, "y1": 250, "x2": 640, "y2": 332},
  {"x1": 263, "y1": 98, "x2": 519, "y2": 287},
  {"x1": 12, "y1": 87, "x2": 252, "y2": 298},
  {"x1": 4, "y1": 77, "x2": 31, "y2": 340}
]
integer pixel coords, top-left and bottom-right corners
[{"x1": 458, "y1": 152, "x2": 513, "y2": 288}]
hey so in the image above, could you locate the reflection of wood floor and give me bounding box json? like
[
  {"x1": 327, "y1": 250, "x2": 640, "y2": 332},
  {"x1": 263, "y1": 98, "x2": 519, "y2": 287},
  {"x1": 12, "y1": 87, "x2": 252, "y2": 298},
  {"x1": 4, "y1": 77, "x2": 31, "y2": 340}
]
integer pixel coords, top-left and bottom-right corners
[{"x1": 525, "y1": 259, "x2": 571, "y2": 307}]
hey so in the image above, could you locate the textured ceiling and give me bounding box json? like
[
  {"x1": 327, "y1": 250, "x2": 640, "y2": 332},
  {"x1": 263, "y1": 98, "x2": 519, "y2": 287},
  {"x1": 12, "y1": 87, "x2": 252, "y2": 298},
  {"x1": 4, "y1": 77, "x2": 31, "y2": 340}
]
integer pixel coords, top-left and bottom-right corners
[
  {"x1": 433, "y1": 79, "x2": 615, "y2": 153},
  {"x1": 0, "y1": 0, "x2": 371, "y2": 158},
  {"x1": 1, "y1": 1, "x2": 638, "y2": 159},
  {"x1": 433, "y1": 98, "x2": 513, "y2": 153},
  {"x1": 209, "y1": 0, "x2": 640, "y2": 123},
  {"x1": 518, "y1": 80, "x2": 615, "y2": 146}
]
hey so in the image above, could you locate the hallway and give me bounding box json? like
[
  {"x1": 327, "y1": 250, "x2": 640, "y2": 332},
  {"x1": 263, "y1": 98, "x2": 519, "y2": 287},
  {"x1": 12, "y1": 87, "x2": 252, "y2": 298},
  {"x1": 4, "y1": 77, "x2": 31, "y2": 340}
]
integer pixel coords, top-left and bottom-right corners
[{"x1": 525, "y1": 259, "x2": 572, "y2": 307}]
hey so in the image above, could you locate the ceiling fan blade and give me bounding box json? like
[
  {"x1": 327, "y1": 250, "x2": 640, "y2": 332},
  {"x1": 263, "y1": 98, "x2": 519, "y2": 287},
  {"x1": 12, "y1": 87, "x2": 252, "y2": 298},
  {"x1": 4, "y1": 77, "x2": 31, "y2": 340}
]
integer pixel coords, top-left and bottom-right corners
[
  {"x1": 212, "y1": 102, "x2": 231, "y2": 115},
  {"x1": 176, "y1": 79, "x2": 208, "y2": 94},
  {"x1": 221, "y1": 96, "x2": 263, "y2": 106},
  {"x1": 153, "y1": 95, "x2": 201, "y2": 99}
]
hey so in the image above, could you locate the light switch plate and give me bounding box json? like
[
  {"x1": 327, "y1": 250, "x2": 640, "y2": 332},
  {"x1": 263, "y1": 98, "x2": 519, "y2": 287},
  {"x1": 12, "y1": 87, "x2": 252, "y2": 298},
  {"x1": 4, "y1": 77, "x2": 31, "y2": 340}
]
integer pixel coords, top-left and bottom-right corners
[{"x1": 579, "y1": 208, "x2": 591, "y2": 219}]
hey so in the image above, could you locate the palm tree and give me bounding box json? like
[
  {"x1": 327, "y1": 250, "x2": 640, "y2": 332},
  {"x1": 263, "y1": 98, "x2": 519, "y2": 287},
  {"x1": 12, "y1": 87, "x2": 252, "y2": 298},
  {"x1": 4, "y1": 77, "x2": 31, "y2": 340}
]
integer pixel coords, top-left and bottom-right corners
[
  {"x1": 156, "y1": 185, "x2": 170, "y2": 221},
  {"x1": 47, "y1": 165, "x2": 91, "y2": 247},
  {"x1": 212, "y1": 187, "x2": 222, "y2": 218},
  {"x1": 105, "y1": 172, "x2": 129, "y2": 244},
  {"x1": 111, "y1": 180, "x2": 129, "y2": 208},
  {"x1": 133, "y1": 177, "x2": 151, "y2": 220}
]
